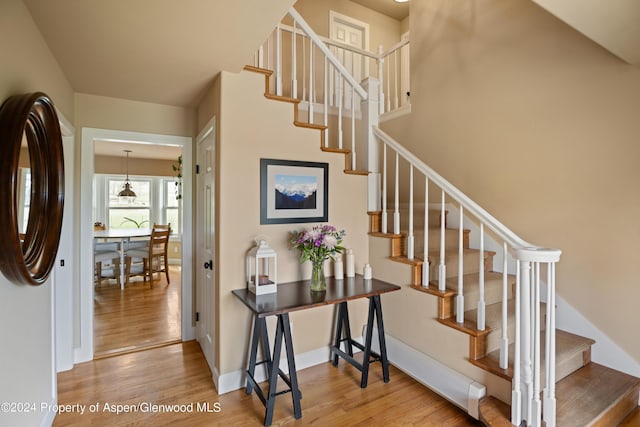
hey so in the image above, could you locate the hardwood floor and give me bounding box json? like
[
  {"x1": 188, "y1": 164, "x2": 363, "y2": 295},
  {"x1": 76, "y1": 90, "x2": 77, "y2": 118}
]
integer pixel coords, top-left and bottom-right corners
[
  {"x1": 54, "y1": 341, "x2": 482, "y2": 426},
  {"x1": 94, "y1": 265, "x2": 181, "y2": 357}
]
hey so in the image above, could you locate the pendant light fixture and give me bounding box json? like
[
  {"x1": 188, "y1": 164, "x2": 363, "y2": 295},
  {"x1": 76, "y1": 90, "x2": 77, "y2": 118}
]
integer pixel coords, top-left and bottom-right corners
[{"x1": 118, "y1": 149, "x2": 137, "y2": 199}]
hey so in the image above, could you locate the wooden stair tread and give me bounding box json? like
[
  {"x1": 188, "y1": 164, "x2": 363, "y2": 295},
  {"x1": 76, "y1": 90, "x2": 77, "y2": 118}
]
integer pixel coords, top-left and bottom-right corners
[
  {"x1": 389, "y1": 255, "x2": 424, "y2": 267},
  {"x1": 243, "y1": 65, "x2": 273, "y2": 76},
  {"x1": 479, "y1": 396, "x2": 512, "y2": 427},
  {"x1": 293, "y1": 120, "x2": 327, "y2": 130},
  {"x1": 321, "y1": 147, "x2": 351, "y2": 154},
  {"x1": 620, "y1": 407, "x2": 640, "y2": 426},
  {"x1": 471, "y1": 329, "x2": 596, "y2": 382},
  {"x1": 480, "y1": 363, "x2": 640, "y2": 426},
  {"x1": 438, "y1": 316, "x2": 492, "y2": 338},
  {"x1": 344, "y1": 169, "x2": 369, "y2": 176},
  {"x1": 556, "y1": 362, "x2": 640, "y2": 427},
  {"x1": 368, "y1": 231, "x2": 403, "y2": 239},
  {"x1": 411, "y1": 284, "x2": 457, "y2": 298},
  {"x1": 264, "y1": 93, "x2": 300, "y2": 104}
]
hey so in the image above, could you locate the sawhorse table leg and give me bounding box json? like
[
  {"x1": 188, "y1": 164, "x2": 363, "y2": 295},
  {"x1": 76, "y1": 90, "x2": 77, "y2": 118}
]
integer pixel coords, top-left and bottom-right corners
[
  {"x1": 331, "y1": 295, "x2": 390, "y2": 388},
  {"x1": 245, "y1": 314, "x2": 302, "y2": 426}
]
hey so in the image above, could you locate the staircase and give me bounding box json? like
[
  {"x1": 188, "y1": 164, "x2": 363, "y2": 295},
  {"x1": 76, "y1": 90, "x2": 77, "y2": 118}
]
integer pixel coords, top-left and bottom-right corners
[
  {"x1": 246, "y1": 7, "x2": 640, "y2": 426},
  {"x1": 368, "y1": 207, "x2": 640, "y2": 426}
]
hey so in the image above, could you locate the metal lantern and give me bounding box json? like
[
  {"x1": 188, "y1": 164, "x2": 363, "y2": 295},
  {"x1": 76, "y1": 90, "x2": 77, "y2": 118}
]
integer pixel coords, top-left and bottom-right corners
[{"x1": 246, "y1": 239, "x2": 277, "y2": 295}]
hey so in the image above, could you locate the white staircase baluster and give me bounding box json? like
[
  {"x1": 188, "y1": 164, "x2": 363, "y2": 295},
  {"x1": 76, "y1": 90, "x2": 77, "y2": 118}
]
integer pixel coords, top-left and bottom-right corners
[
  {"x1": 338, "y1": 75, "x2": 343, "y2": 149},
  {"x1": 323, "y1": 58, "x2": 328, "y2": 147},
  {"x1": 386, "y1": 57, "x2": 391, "y2": 112},
  {"x1": 258, "y1": 45, "x2": 264, "y2": 68},
  {"x1": 478, "y1": 223, "x2": 486, "y2": 331},
  {"x1": 393, "y1": 152, "x2": 400, "y2": 235},
  {"x1": 456, "y1": 206, "x2": 464, "y2": 323},
  {"x1": 308, "y1": 42, "x2": 314, "y2": 123},
  {"x1": 267, "y1": 33, "x2": 272, "y2": 71},
  {"x1": 276, "y1": 25, "x2": 282, "y2": 96},
  {"x1": 438, "y1": 191, "x2": 446, "y2": 291},
  {"x1": 500, "y1": 241, "x2": 509, "y2": 369},
  {"x1": 422, "y1": 176, "x2": 429, "y2": 287},
  {"x1": 512, "y1": 261, "x2": 522, "y2": 425},
  {"x1": 377, "y1": 45, "x2": 384, "y2": 115},
  {"x1": 351, "y1": 85, "x2": 356, "y2": 170},
  {"x1": 543, "y1": 262, "x2": 557, "y2": 427},
  {"x1": 302, "y1": 37, "x2": 306, "y2": 101},
  {"x1": 407, "y1": 165, "x2": 414, "y2": 260},
  {"x1": 394, "y1": 49, "x2": 399, "y2": 110},
  {"x1": 381, "y1": 143, "x2": 388, "y2": 234},
  {"x1": 520, "y1": 259, "x2": 533, "y2": 425},
  {"x1": 532, "y1": 262, "x2": 542, "y2": 426},
  {"x1": 291, "y1": 21, "x2": 297, "y2": 98},
  {"x1": 329, "y1": 47, "x2": 335, "y2": 107}
]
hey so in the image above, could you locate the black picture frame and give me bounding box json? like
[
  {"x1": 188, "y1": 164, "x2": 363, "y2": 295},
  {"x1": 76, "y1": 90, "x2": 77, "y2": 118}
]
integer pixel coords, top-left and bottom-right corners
[{"x1": 260, "y1": 158, "x2": 329, "y2": 224}]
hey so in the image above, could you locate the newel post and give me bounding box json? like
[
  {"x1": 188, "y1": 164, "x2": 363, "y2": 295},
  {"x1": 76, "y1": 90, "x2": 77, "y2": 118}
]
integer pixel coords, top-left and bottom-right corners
[{"x1": 361, "y1": 77, "x2": 380, "y2": 212}]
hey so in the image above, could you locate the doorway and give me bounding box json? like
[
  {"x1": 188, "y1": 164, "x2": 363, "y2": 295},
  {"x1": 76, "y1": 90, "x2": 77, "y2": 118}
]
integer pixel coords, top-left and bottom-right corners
[
  {"x1": 92, "y1": 141, "x2": 184, "y2": 357},
  {"x1": 78, "y1": 128, "x2": 193, "y2": 362}
]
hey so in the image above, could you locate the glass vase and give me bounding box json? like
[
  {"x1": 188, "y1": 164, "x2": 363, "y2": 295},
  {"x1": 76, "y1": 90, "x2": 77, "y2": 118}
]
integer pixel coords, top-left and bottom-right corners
[{"x1": 310, "y1": 259, "x2": 326, "y2": 292}]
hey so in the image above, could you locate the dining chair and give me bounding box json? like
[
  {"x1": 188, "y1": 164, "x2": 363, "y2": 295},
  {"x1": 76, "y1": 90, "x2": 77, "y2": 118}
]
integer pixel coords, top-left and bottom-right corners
[
  {"x1": 126, "y1": 226, "x2": 171, "y2": 285},
  {"x1": 94, "y1": 241, "x2": 121, "y2": 287}
]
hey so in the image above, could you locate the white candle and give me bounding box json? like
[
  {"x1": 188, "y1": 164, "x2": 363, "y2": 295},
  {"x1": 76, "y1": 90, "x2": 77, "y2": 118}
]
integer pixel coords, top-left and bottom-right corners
[
  {"x1": 363, "y1": 263, "x2": 372, "y2": 280},
  {"x1": 346, "y1": 248, "x2": 355, "y2": 278},
  {"x1": 334, "y1": 257, "x2": 344, "y2": 280}
]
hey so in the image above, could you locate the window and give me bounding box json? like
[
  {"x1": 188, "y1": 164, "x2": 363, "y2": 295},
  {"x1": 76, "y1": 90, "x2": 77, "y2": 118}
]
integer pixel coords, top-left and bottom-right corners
[
  {"x1": 108, "y1": 178, "x2": 151, "y2": 229},
  {"x1": 95, "y1": 174, "x2": 181, "y2": 235}
]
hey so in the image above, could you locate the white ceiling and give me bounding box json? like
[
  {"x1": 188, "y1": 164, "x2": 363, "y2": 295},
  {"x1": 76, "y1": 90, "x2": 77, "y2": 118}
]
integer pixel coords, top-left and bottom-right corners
[
  {"x1": 23, "y1": 0, "x2": 409, "y2": 111},
  {"x1": 24, "y1": 0, "x2": 295, "y2": 108}
]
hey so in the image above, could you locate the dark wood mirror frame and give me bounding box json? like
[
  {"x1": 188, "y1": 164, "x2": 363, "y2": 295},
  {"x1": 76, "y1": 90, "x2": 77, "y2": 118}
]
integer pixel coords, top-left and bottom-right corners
[{"x1": 0, "y1": 92, "x2": 65, "y2": 286}]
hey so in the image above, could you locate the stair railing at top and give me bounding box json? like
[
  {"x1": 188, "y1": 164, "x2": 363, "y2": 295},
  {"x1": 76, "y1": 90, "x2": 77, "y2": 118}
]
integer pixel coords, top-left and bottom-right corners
[
  {"x1": 254, "y1": 8, "x2": 409, "y2": 169},
  {"x1": 372, "y1": 126, "x2": 561, "y2": 427}
]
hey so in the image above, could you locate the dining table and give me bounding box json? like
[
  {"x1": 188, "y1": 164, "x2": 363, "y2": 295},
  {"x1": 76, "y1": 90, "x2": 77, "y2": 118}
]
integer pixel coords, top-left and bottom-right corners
[{"x1": 93, "y1": 228, "x2": 152, "y2": 288}]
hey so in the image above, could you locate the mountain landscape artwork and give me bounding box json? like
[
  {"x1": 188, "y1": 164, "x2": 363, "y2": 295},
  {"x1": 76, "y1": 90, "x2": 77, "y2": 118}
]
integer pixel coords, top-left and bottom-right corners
[{"x1": 274, "y1": 174, "x2": 317, "y2": 209}]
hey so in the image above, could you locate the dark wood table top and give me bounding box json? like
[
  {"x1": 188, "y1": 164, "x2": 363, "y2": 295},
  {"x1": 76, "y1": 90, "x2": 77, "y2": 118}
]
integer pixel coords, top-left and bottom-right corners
[{"x1": 232, "y1": 274, "x2": 401, "y2": 318}]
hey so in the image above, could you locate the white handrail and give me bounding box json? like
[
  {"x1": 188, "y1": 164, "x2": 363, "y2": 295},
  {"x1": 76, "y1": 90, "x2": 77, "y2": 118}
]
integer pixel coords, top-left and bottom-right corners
[
  {"x1": 373, "y1": 126, "x2": 561, "y2": 262},
  {"x1": 287, "y1": 8, "x2": 367, "y2": 100}
]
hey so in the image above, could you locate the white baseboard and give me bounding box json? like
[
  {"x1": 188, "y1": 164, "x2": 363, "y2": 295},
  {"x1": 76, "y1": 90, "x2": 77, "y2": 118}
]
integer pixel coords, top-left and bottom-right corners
[
  {"x1": 556, "y1": 295, "x2": 640, "y2": 378},
  {"x1": 39, "y1": 397, "x2": 57, "y2": 427},
  {"x1": 215, "y1": 337, "x2": 362, "y2": 395},
  {"x1": 367, "y1": 326, "x2": 486, "y2": 420}
]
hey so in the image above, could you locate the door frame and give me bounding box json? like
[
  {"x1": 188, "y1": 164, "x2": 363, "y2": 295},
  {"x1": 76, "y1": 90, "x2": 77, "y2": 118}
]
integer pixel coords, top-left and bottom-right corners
[{"x1": 76, "y1": 127, "x2": 193, "y2": 363}]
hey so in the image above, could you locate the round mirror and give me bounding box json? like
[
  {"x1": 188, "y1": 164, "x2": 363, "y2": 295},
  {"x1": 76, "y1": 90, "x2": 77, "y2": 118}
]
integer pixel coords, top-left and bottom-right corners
[{"x1": 0, "y1": 92, "x2": 65, "y2": 286}]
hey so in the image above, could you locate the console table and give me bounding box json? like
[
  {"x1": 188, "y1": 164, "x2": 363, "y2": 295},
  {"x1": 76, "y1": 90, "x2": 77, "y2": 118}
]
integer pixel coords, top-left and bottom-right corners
[{"x1": 232, "y1": 275, "x2": 400, "y2": 426}]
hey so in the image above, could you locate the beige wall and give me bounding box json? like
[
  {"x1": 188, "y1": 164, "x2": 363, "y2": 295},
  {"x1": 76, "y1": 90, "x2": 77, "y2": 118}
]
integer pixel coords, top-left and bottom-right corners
[
  {"x1": 75, "y1": 93, "x2": 195, "y2": 137},
  {"x1": 382, "y1": 0, "x2": 640, "y2": 362},
  {"x1": 94, "y1": 155, "x2": 175, "y2": 177},
  {"x1": 216, "y1": 69, "x2": 370, "y2": 376},
  {"x1": 0, "y1": 1, "x2": 74, "y2": 426}
]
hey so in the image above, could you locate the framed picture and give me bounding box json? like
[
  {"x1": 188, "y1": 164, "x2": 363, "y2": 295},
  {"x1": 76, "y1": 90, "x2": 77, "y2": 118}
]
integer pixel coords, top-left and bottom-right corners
[{"x1": 260, "y1": 158, "x2": 329, "y2": 224}]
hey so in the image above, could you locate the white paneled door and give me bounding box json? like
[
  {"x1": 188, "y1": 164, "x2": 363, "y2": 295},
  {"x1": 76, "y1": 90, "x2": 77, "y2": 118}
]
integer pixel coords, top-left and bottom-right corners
[
  {"x1": 330, "y1": 11, "x2": 369, "y2": 109},
  {"x1": 196, "y1": 123, "x2": 216, "y2": 374}
]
